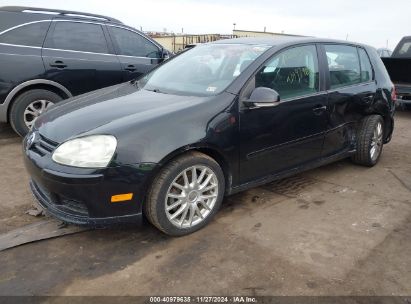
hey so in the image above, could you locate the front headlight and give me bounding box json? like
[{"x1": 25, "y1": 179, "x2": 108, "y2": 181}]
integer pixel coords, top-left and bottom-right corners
[{"x1": 52, "y1": 135, "x2": 117, "y2": 168}]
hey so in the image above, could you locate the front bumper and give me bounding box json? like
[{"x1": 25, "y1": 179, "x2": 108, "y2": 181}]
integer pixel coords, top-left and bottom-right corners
[
  {"x1": 23, "y1": 132, "x2": 156, "y2": 227},
  {"x1": 29, "y1": 179, "x2": 143, "y2": 226}
]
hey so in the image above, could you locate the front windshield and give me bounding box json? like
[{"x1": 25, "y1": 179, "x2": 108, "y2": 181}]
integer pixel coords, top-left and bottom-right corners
[{"x1": 139, "y1": 44, "x2": 271, "y2": 96}]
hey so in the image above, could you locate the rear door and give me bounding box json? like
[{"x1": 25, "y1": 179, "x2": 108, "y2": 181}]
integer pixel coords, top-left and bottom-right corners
[
  {"x1": 42, "y1": 20, "x2": 123, "y2": 96},
  {"x1": 107, "y1": 25, "x2": 163, "y2": 81},
  {"x1": 321, "y1": 44, "x2": 377, "y2": 157}
]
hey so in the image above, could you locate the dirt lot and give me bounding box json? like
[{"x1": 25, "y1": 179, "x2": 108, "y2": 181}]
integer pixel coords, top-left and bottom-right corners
[{"x1": 0, "y1": 111, "x2": 410, "y2": 296}]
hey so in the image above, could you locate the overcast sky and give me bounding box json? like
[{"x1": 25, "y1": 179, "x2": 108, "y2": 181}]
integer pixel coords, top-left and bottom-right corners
[{"x1": 1, "y1": 0, "x2": 410, "y2": 49}]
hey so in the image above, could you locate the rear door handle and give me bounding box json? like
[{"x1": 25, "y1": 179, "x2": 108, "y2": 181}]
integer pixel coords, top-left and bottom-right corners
[
  {"x1": 124, "y1": 64, "x2": 136, "y2": 72},
  {"x1": 312, "y1": 105, "x2": 327, "y2": 115},
  {"x1": 49, "y1": 60, "x2": 67, "y2": 69}
]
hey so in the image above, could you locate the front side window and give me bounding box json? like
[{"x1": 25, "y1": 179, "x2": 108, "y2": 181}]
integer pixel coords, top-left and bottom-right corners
[
  {"x1": 325, "y1": 44, "x2": 361, "y2": 89},
  {"x1": 139, "y1": 44, "x2": 270, "y2": 96},
  {"x1": 253, "y1": 45, "x2": 319, "y2": 99},
  {"x1": 109, "y1": 27, "x2": 160, "y2": 58},
  {"x1": 0, "y1": 21, "x2": 50, "y2": 47},
  {"x1": 46, "y1": 22, "x2": 108, "y2": 54},
  {"x1": 358, "y1": 48, "x2": 373, "y2": 82}
]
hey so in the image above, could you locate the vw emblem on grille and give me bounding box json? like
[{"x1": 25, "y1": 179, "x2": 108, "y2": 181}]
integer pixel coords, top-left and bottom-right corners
[{"x1": 27, "y1": 132, "x2": 36, "y2": 147}]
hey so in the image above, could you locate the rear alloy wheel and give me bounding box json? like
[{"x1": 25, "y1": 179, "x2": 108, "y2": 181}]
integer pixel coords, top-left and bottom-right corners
[
  {"x1": 10, "y1": 89, "x2": 62, "y2": 137},
  {"x1": 352, "y1": 115, "x2": 384, "y2": 167},
  {"x1": 370, "y1": 121, "x2": 383, "y2": 162},
  {"x1": 23, "y1": 99, "x2": 54, "y2": 130},
  {"x1": 144, "y1": 152, "x2": 225, "y2": 236}
]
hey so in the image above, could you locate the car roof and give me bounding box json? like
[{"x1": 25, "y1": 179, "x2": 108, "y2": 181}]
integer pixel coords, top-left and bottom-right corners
[
  {"x1": 0, "y1": 6, "x2": 122, "y2": 24},
  {"x1": 211, "y1": 36, "x2": 370, "y2": 48}
]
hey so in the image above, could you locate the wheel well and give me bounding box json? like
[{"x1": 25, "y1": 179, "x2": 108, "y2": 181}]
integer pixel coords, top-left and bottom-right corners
[
  {"x1": 7, "y1": 84, "x2": 70, "y2": 121},
  {"x1": 143, "y1": 147, "x2": 233, "y2": 204},
  {"x1": 195, "y1": 147, "x2": 232, "y2": 189},
  {"x1": 367, "y1": 112, "x2": 392, "y2": 142}
]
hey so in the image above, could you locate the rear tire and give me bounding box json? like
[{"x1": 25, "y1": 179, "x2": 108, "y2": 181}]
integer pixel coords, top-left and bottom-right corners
[
  {"x1": 351, "y1": 115, "x2": 384, "y2": 167},
  {"x1": 10, "y1": 89, "x2": 62, "y2": 137},
  {"x1": 144, "y1": 152, "x2": 225, "y2": 236}
]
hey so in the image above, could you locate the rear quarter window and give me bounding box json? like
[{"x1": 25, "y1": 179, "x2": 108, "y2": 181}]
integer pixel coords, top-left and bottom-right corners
[
  {"x1": 358, "y1": 48, "x2": 373, "y2": 82},
  {"x1": 0, "y1": 21, "x2": 50, "y2": 47},
  {"x1": 109, "y1": 26, "x2": 161, "y2": 58}
]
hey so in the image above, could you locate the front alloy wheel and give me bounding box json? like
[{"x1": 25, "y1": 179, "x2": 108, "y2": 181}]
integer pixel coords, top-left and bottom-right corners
[
  {"x1": 144, "y1": 152, "x2": 225, "y2": 236},
  {"x1": 165, "y1": 165, "x2": 218, "y2": 228}
]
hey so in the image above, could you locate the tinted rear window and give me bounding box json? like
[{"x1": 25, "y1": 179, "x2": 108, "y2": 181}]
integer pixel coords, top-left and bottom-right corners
[
  {"x1": 325, "y1": 44, "x2": 361, "y2": 89},
  {"x1": 45, "y1": 21, "x2": 109, "y2": 54},
  {"x1": 0, "y1": 21, "x2": 50, "y2": 47}
]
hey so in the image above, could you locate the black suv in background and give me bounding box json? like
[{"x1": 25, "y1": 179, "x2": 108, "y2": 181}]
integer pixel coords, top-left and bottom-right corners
[{"x1": 0, "y1": 6, "x2": 170, "y2": 136}]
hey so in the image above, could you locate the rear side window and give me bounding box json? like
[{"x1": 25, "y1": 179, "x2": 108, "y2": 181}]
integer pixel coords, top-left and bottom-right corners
[
  {"x1": 325, "y1": 45, "x2": 361, "y2": 89},
  {"x1": 254, "y1": 45, "x2": 319, "y2": 99},
  {"x1": 0, "y1": 21, "x2": 50, "y2": 47},
  {"x1": 45, "y1": 22, "x2": 108, "y2": 54},
  {"x1": 109, "y1": 27, "x2": 161, "y2": 58},
  {"x1": 358, "y1": 48, "x2": 373, "y2": 82}
]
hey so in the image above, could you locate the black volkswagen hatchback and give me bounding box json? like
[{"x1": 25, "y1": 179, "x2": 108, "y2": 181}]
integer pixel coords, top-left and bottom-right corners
[{"x1": 24, "y1": 37, "x2": 396, "y2": 236}]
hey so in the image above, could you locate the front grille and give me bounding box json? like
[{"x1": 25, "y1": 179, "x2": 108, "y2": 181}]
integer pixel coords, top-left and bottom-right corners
[
  {"x1": 32, "y1": 181, "x2": 89, "y2": 216},
  {"x1": 59, "y1": 196, "x2": 89, "y2": 215},
  {"x1": 30, "y1": 134, "x2": 59, "y2": 157}
]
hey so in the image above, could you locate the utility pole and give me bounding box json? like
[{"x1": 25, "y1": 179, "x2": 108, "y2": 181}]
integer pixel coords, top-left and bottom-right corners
[
  {"x1": 233, "y1": 23, "x2": 236, "y2": 30},
  {"x1": 346, "y1": 34, "x2": 349, "y2": 41}
]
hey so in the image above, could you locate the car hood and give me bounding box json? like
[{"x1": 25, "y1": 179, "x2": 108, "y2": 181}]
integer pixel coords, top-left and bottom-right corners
[{"x1": 35, "y1": 83, "x2": 212, "y2": 143}]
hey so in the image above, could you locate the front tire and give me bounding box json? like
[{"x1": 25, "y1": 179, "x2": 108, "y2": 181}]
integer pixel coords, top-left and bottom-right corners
[
  {"x1": 352, "y1": 115, "x2": 384, "y2": 167},
  {"x1": 144, "y1": 152, "x2": 225, "y2": 236},
  {"x1": 10, "y1": 89, "x2": 62, "y2": 137}
]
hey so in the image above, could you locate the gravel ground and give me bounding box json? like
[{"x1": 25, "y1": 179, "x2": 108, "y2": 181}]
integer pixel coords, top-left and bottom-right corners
[{"x1": 0, "y1": 111, "x2": 410, "y2": 296}]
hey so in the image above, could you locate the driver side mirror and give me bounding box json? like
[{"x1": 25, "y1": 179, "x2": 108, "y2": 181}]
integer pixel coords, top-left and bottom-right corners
[
  {"x1": 243, "y1": 87, "x2": 280, "y2": 108},
  {"x1": 162, "y1": 49, "x2": 172, "y2": 60}
]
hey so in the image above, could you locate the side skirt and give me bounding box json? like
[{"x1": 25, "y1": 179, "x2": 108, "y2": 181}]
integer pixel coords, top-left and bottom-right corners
[{"x1": 226, "y1": 150, "x2": 355, "y2": 196}]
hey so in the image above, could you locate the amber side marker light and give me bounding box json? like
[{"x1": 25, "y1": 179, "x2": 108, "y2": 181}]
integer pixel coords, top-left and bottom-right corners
[{"x1": 111, "y1": 193, "x2": 133, "y2": 203}]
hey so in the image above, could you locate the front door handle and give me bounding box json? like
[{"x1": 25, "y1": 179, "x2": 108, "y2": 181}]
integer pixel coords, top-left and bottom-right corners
[
  {"x1": 49, "y1": 60, "x2": 67, "y2": 69},
  {"x1": 362, "y1": 94, "x2": 374, "y2": 103},
  {"x1": 125, "y1": 64, "x2": 137, "y2": 72},
  {"x1": 312, "y1": 105, "x2": 327, "y2": 115}
]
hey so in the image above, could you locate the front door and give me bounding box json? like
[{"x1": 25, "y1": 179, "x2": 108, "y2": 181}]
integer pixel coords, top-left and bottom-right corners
[{"x1": 239, "y1": 44, "x2": 328, "y2": 183}]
